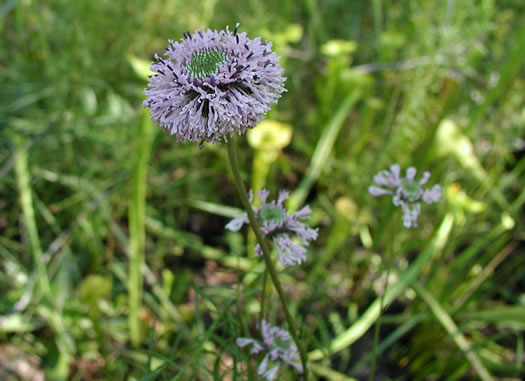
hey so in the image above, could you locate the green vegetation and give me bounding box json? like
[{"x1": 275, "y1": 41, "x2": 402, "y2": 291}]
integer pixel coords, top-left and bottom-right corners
[{"x1": 1, "y1": 0, "x2": 524, "y2": 379}]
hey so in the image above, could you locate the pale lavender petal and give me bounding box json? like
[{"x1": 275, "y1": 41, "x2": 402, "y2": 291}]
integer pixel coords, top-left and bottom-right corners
[
  {"x1": 373, "y1": 171, "x2": 393, "y2": 188},
  {"x1": 390, "y1": 164, "x2": 401, "y2": 182},
  {"x1": 273, "y1": 235, "x2": 307, "y2": 266},
  {"x1": 236, "y1": 338, "x2": 255, "y2": 348},
  {"x1": 406, "y1": 167, "x2": 417, "y2": 181},
  {"x1": 422, "y1": 184, "x2": 442, "y2": 204},
  {"x1": 286, "y1": 219, "x2": 318, "y2": 243},
  {"x1": 268, "y1": 347, "x2": 284, "y2": 360},
  {"x1": 369, "y1": 186, "x2": 393, "y2": 197},
  {"x1": 291, "y1": 205, "x2": 312, "y2": 220},
  {"x1": 419, "y1": 171, "x2": 431, "y2": 185},
  {"x1": 401, "y1": 204, "x2": 413, "y2": 228},
  {"x1": 267, "y1": 323, "x2": 291, "y2": 343},
  {"x1": 277, "y1": 190, "x2": 289, "y2": 205},
  {"x1": 261, "y1": 363, "x2": 280, "y2": 381},
  {"x1": 261, "y1": 320, "x2": 273, "y2": 347},
  {"x1": 236, "y1": 338, "x2": 264, "y2": 354},
  {"x1": 257, "y1": 188, "x2": 270, "y2": 204},
  {"x1": 225, "y1": 214, "x2": 248, "y2": 231},
  {"x1": 401, "y1": 203, "x2": 421, "y2": 228},
  {"x1": 282, "y1": 345, "x2": 303, "y2": 373},
  {"x1": 255, "y1": 244, "x2": 263, "y2": 257},
  {"x1": 284, "y1": 360, "x2": 303, "y2": 373},
  {"x1": 257, "y1": 354, "x2": 270, "y2": 377},
  {"x1": 374, "y1": 164, "x2": 401, "y2": 188},
  {"x1": 393, "y1": 189, "x2": 403, "y2": 206},
  {"x1": 260, "y1": 218, "x2": 284, "y2": 235}
]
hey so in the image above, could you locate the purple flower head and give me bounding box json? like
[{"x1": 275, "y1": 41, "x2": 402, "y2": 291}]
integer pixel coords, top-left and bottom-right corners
[
  {"x1": 225, "y1": 189, "x2": 318, "y2": 266},
  {"x1": 369, "y1": 164, "x2": 442, "y2": 228},
  {"x1": 143, "y1": 24, "x2": 286, "y2": 144},
  {"x1": 236, "y1": 320, "x2": 303, "y2": 380}
]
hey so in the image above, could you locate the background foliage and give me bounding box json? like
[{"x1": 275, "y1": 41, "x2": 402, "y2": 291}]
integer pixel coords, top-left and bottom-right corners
[{"x1": 1, "y1": 0, "x2": 524, "y2": 380}]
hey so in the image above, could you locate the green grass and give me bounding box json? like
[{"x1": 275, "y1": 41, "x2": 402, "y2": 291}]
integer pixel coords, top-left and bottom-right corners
[{"x1": 1, "y1": 0, "x2": 525, "y2": 380}]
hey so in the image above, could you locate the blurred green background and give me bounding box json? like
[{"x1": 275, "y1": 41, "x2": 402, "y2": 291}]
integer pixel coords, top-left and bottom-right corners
[{"x1": 1, "y1": 0, "x2": 525, "y2": 380}]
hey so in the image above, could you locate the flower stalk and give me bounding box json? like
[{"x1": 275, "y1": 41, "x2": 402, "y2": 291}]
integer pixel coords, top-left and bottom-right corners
[
  {"x1": 227, "y1": 138, "x2": 308, "y2": 380},
  {"x1": 259, "y1": 266, "x2": 269, "y2": 324}
]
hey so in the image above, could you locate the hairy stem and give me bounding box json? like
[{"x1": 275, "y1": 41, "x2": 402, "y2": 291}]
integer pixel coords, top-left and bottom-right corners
[
  {"x1": 259, "y1": 266, "x2": 269, "y2": 324},
  {"x1": 227, "y1": 138, "x2": 308, "y2": 380}
]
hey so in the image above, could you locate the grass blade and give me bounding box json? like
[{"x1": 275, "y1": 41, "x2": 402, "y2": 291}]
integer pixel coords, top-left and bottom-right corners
[
  {"x1": 129, "y1": 108, "x2": 155, "y2": 347},
  {"x1": 14, "y1": 144, "x2": 51, "y2": 295},
  {"x1": 14, "y1": 141, "x2": 72, "y2": 377},
  {"x1": 308, "y1": 213, "x2": 454, "y2": 360},
  {"x1": 413, "y1": 282, "x2": 494, "y2": 381},
  {"x1": 288, "y1": 90, "x2": 361, "y2": 211}
]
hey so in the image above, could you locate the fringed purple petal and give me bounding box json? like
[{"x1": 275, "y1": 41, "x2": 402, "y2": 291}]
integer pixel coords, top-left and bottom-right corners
[
  {"x1": 373, "y1": 164, "x2": 402, "y2": 189},
  {"x1": 291, "y1": 205, "x2": 312, "y2": 220},
  {"x1": 422, "y1": 184, "x2": 442, "y2": 204},
  {"x1": 369, "y1": 186, "x2": 393, "y2": 197},
  {"x1": 225, "y1": 214, "x2": 248, "y2": 231},
  {"x1": 406, "y1": 167, "x2": 417, "y2": 181},
  {"x1": 419, "y1": 171, "x2": 431, "y2": 186},
  {"x1": 236, "y1": 338, "x2": 264, "y2": 354},
  {"x1": 257, "y1": 354, "x2": 270, "y2": 377},
  {"x1": 260, "y1": 363, "x2": 280, "y2": 381},
  {"x1": 257, "y1": 188, "x2": 270, "y2": 204},
  {"x1": 277, "y1": 190, "x2": 289, "y2": 206},
  {"x1": 286, "y1": 219, "x2": 318, "y2": 244},
  {"x1": 401, "y1": 202, "x2": 421, "y2": 228},
  {"x1": 273, "y1": 234, "x2": 307, "y2": 267},
  {"x1": 144, "y1": 26, "x2": 286, "y2": 144}
]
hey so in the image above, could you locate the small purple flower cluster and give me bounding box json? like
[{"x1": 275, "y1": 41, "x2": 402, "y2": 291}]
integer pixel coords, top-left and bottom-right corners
[
  {"x1": 369, "y1": 164, "x2": 442, "y2": 228},
  {"x1": 236, "y1": 320, "x2": 303, "y2": 381},
  {"x1": 143, "y1": 24, "x2": 286, "y2": 144},
  {"x1": 226, "y1": 189, "x2": 318, "y2": 266}
]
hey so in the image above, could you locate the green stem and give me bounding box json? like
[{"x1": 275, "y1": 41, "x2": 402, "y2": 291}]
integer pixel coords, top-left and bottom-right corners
[
  {"x1": 259, "y1": 266, "x2": 269, "y2": 324},
  {"x1": 227, "y1": 138, "x2": 308, "y2": 380},
  {"x1": 413, "y1": 282, "x2": 494, "y2": 381}
]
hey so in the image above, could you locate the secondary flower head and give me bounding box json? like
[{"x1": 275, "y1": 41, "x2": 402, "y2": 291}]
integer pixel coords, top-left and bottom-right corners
[
  {"x1": 225, "y1": 189, "x2": 318, "y2": 266},
  {"x1": 369, "y1": 164, "x2": 442, "y2": 228},
  {"x1": 143, "y1": 24, "x2": 286, "y2": 144},
  {"x1": 236, "y1": 320, "x2": 303, "y2": 381}
]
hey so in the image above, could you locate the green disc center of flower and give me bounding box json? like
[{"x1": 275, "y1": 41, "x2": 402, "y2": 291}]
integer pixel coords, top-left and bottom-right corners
[
  {"x1": 186, "y1": 49, "x2": 228, "y2": 79},
  {"x1": 273, "y1": 337, "x2": 290, "y2": 350},
  {"x1": 400, "y1": 180, "x2": 421, "y2": 202},
  {"x1": 259, "y1": 205, "x2": 286, "y2": 225}
]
